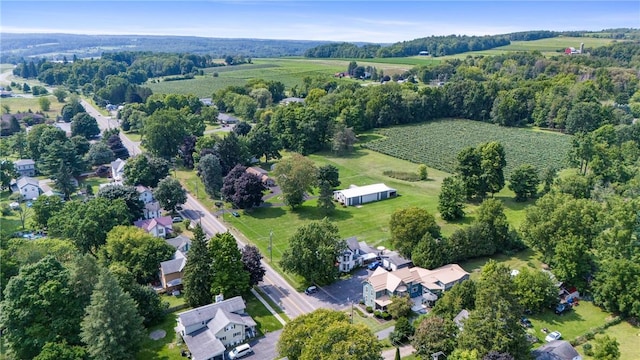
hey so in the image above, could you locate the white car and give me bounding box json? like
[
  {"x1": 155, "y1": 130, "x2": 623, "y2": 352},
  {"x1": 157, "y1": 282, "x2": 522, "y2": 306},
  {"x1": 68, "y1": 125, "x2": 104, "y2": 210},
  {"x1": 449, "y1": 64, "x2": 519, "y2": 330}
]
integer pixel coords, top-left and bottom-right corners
[
  {"x1": 545, "y1": 331, "x2": 562, "y2": 342},
  {"x1": 228, "y1": 343, "x2": 253, "y2": 359}
]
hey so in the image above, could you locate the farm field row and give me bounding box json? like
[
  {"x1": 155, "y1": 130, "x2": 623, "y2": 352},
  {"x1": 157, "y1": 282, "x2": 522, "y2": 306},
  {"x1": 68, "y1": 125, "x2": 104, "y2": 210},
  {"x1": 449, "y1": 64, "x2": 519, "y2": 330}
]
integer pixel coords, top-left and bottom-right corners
[{"x1": 362, "y1": 119, "x2": 573, "y2": 177}]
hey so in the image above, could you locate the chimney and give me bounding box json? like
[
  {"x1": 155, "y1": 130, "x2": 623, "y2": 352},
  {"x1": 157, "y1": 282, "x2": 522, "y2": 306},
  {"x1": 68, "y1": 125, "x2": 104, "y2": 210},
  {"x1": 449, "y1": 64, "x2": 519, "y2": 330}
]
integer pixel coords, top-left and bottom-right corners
[{"x1": 215, "y1": 293, "x2": 224, "y2": 303}]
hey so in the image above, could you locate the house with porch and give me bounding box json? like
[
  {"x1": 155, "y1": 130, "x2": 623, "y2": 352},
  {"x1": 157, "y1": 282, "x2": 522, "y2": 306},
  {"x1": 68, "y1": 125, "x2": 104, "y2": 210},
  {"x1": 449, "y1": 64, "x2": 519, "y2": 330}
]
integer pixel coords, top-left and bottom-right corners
[
  {"x1": 363, "y1": 263, "x2": 469, "y2": 310},
  {"x1": 176, "y1": 296, "x2": 257, "y2": 360},
  {"x1": 133, "y1": 216, "x2": 173, "y2": 238}
]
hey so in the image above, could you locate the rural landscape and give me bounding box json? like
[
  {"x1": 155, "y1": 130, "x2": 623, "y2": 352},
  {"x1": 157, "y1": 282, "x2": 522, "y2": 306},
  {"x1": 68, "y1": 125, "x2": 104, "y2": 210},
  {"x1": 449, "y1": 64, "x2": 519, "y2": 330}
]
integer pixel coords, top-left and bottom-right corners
[{"x1": 1, "y1": 3, "x2": 639, "y2": 360}]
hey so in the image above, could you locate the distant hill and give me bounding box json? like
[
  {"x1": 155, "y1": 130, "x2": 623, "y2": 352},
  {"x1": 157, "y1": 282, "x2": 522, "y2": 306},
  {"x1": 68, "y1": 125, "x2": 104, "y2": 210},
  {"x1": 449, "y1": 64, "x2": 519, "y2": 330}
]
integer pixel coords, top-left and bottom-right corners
[{"x1": 0, "y1": 33, "x2": 331, "y2": 62}]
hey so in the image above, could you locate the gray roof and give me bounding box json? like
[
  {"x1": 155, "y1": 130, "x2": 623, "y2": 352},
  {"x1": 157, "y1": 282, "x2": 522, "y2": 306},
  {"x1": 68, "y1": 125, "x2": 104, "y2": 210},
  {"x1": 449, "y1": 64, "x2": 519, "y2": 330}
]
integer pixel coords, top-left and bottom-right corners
[
  {"x1": 145, "y1": 201, "x2": 162, "y2": 212},
  {"x1": 453, "y1": 309, "x2": 469, "y2": 329},
  {"x1": 177, "y1": 296, "x2": 246, "y2": 329},
  {"x1": 207, "y1": 308, "x2": 256, "y2": 336},
  {"x1": 160, "y1": 250, "x2": 186, "y2": 275},
  {"x1": 346, "y1": 237, "x2": 360, "y2": 251},
  {"x1": 385, "y1": 253, "x2": 412, "y2": 267},
  {"x1": 533, "y1": 340, "x2": 582, "y2": 360},
  {"x1": 182, "y1": 327, "x2": 226, "y2": 360},
  {"x1": 166, "y1": 234, "x2": 191, "y2": 251},
  {"x1": 16, "y1": 176, "x2": 39, "y2": 189},
  {"x1": 218, "y1": 113, "x2": 238, "y2": 123},
  {"x1": 14, "y1": 159, "x2": 35, "y2": 167}
]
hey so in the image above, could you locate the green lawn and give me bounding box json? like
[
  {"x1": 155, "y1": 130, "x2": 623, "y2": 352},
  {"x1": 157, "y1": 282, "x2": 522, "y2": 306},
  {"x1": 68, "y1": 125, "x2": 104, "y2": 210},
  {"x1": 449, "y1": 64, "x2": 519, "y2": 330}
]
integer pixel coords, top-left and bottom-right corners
[
  {"x1": 124, "y1": 131, "x2": 142, "y2": 142},
  {"x1": 80, "y1": 177, "x2": 111, "y2": 195},
  {"x1": 351, "y1": 307, "x2": 395, "y2": 333},
  {"x1": 253, "y1": 287, "x2": 290, "y2": 323},
  {"x1": 0, "y1": 95, "x2": 65, "y2": 116},
  {"x1": 577, "y1": 320, "x2": 640, "y2": 360},
  {"x1": 528, "y1": 302, "x2": 612, "y2": 344},
  {"x1": 175, "y1": 169, "x2": 219, "y2": 211},
  {"x1": 136, "y1": 313, "x2": 187, "y2": 360},
  {"x1": 459, "y1": 248, "x2": 543, "y2": 280},
  {"x1": 245, "y1": 291, "x2": 285, "y2": 334}
]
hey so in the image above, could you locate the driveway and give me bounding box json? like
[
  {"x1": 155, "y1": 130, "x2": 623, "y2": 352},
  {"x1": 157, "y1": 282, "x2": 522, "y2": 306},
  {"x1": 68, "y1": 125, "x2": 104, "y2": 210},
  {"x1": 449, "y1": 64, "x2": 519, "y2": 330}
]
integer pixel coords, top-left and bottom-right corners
[
  {"x1": 241, "y1": 329, "x2": 281, "y2": 360},
  {"x1": 305, "y1": 268, "x2": 371, "y2": 310}
]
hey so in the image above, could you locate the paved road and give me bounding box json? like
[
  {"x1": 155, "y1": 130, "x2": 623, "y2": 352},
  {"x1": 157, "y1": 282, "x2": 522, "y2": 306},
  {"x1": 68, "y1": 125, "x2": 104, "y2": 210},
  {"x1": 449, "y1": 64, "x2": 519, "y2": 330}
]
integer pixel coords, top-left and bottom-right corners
[{"x1": 84, "y1": 99, "x2": 317, "y2": 320}]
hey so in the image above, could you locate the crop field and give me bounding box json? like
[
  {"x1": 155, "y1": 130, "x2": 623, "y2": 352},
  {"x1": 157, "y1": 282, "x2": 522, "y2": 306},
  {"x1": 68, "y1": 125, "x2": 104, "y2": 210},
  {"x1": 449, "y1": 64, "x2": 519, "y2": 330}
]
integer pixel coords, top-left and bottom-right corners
[{"x1": 362, "y1": 119, "x2": 573, "y2": 177}]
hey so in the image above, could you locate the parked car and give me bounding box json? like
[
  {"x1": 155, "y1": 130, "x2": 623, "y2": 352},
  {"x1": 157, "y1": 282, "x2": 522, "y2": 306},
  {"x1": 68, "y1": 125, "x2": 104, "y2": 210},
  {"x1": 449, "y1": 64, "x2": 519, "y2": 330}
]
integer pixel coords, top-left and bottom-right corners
[
  {"x1": 231, "y1": 211, "x2": 240, "y2": 217},
  {"x1": 367, "y1": 261, "x2": 381, "y2": 270},
  {"x1": 520, "y1": 317, "x2": 533, "y2": 328},
  {"x1": 304, "y1": 285, "x2": 317, "y2": 295},
  {"x1": 172, "y1": 216, "x2": 183, "y2": 223},
  {"x1": 545, "y1": 331, "x2": 562, "y2": 342},
  {"x1": 228, "y1": 343, "x2": 253, "y2": 359},
  {"x1": 555, "y1": 303, "x2": 571, "y2": 315}
]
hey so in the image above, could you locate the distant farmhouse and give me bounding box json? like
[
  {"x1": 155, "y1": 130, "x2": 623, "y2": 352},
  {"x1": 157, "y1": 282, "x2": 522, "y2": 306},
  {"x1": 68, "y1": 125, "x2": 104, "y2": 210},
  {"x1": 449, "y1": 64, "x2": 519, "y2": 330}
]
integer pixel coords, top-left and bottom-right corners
[
  {"x1": 333, "y1": 183, "x2": 397, "y2": 206},
  {"x1": 565, "y1": 43, "x2": 585, "y2": 55}
]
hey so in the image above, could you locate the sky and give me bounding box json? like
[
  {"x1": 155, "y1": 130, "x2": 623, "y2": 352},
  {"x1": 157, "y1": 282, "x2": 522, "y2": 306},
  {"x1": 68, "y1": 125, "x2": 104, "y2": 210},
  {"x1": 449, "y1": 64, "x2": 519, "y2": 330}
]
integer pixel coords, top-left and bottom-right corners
[{"x1": 1, "y1": 1, "x2": 639, "y2": 43}]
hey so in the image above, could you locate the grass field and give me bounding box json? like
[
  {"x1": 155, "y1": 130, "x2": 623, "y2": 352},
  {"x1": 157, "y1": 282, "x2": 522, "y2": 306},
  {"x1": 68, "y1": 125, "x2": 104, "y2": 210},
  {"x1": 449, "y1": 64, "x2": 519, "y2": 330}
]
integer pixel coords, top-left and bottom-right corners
[
  {"x1": 0, "y1": 95, "x2": 64, "y2": 117},
  {"x1": 577, "y1": 320, "x2": 640, "y2": 360},
  {"x1": 528, "y1": 302, "x2": 612, "y2": 344},
  {"x1": 136, "y1": 312, "x2": 186, "y2": 360},
  {"x1": 362, "y1": 119, "x2": 573, "y2": 177},
  {"x1": 245, "y1": 291, "x2": 285, "y2": 334},
  {"x1": 459, "y1": 248, "x2": 543, "y2": 279}
]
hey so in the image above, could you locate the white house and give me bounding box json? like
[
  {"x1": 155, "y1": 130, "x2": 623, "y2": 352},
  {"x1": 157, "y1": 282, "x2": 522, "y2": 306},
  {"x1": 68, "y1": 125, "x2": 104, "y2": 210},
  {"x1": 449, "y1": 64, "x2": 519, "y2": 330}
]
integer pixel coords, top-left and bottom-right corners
[
  {"x1": 338, "y1": 237, "x2": 378, "y2": 273},
  {"x1": 176, "y1": 296, "x2": 257, "y2": 360},
  {"x1": 133, "y1": 216, "x2": 173, "y2": 238},
  {"x1": 14, "y1": 177, "x2": 41, "y2": 200},
  {"x1": 14, "y1": 159, "x2": 36, "y2": 177},
  {"x1": 333, "y1": 183, "x2": 397, "y2": 206},
  {"x1": 110, "y1": 158, "x2": 126, "y2": 181},
  {"x1": 144, "y1": 201, "x2": 162, "y2": 219},
  {"x1": 136, "y1": 185, "x2": 154, "y2": 204}
]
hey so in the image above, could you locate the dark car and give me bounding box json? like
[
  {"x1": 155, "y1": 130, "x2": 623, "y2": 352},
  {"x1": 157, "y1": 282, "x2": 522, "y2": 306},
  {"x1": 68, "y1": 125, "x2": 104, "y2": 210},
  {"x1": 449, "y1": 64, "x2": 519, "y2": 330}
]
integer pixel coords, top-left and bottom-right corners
[
  {"x1": 520, "y1": 317, "x2": 533, "y2": 328},
  {"x1": 555, "y1": 303, "x2": 571, "y2": 315}
]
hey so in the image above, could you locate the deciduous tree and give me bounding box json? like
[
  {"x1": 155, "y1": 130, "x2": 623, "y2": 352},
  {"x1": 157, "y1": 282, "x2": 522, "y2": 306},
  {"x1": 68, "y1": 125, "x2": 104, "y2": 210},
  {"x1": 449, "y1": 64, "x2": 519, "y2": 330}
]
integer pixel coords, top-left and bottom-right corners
[
  {"x1": 593, "y1": 335, "x2": 620, "y2": 360},
  {"x1": 71, "y1": 112, "x2": 100, "y2": 139},
  {"x1": 154, "y1": 176, "x2": 187, "y2": 213},
  {"x1": 508, "y1": 164, "x2": 539, "y2": 201},
  {"x1": 438, "y1": 176, "x2": 466, "y2": 220},
  {"x1": 241, "y1": 245, "x2": 266, "y2": 286},
  {"x1": 81, "y1": 269, "x2": 144, "y2": 360},
  {"x1": 389, "y1": 207, "x2": 440, "y2": 258},
  {"x1": 387, "y1": 294, "x2": 413, "y2": 319},
  {"x1": 281, "y1": 218, "x2": 346, "y2": 284},
  {"x1": 591, "y1": 259, "x2": 640, "y2": 318},
  {"x1": 97, "y1": 184, "x2": 145, "y2": 220},
  {"x1": 273, "y1": 153, "x2": 318, "y2": 209},
  {"x1": 39, "y1": 96, "x2": 51, "y2": 111},
  {"x1": 512, "y1": 267, "x2": 558, "y2": 313},
  {"x1": 31, "y1": 195, "x2": 65, "y2": 229},
  {"x1": 86, "y1": 142, "x2": 115, "y2": 166},
  {"x1": 142, "y1": 108, "x2": 187, "y2": 158},
  {"x1": 198, "y1": 153, "x2": 223, "y2": 198},
  {"x1": 412, "y1": 316, "x2": 458, "y2": 359},
  {"x1": 123, "y1": 154, "x2": 170, "y2": 187}
]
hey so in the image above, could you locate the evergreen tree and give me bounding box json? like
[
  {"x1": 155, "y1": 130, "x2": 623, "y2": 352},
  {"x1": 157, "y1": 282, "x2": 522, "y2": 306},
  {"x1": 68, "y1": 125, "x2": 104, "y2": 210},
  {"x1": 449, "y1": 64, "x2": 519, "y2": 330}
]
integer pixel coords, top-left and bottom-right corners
[
  {"x1": 80, "y1": 269, "x2": 144, "y2": 360},
  {"x1": 183, "y1": 224, "x2": 214, "y2": 307}
]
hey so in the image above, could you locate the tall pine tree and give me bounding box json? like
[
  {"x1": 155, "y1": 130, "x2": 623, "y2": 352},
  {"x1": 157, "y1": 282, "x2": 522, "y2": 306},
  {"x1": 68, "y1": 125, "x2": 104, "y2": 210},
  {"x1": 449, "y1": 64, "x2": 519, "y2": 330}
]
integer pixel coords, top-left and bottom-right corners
[
  {"x1": 183, "y1": 224, "x2": 214, "y2": 307},
  {"x1": 80, "y1": 269, "x2": 144, "y2": 360}
]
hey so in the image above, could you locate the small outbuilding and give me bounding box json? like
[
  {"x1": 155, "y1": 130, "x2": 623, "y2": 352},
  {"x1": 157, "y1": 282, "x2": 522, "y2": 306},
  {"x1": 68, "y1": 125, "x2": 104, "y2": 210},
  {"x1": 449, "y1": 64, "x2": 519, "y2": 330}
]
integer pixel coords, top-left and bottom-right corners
[{"x1": 333, "y1": 183, "x2": 397, "y2": 206}]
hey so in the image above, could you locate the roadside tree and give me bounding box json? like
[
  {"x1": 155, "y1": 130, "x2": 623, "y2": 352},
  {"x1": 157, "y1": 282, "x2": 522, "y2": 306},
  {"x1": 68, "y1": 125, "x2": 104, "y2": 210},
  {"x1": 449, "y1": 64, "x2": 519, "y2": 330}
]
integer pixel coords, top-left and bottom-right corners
[
  {"x1": 123, "y1": 154, "x2": 170, "y2": 187},
  {"x1": 198, "y1": 153, "x2": 223, "y2": 198},
  {"x1": 280, "y1": 218, "x2": 346, "y2": 284},
  {"x1": 97, "y1": 184, "x2": 145, "y2": 220},
  {"x1": 154, "y1": 176, "x2": 187, "y2": 213},
  {"x1": 412, "y1": 316, "x2": 458, "y2": 359},
  {"x1": 241, "y1": 245, "x2": 266, "y2": 286},
  {"x1": 71, "y1": 112, "x2": 100, "y2": 139},
  {"x1": 209, "y1": 232, "x2": 250, "y2": 298}
]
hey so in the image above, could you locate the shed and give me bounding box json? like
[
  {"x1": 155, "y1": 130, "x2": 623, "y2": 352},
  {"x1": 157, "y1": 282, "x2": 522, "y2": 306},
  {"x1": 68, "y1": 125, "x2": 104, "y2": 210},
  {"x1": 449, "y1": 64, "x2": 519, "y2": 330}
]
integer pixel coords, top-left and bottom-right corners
[{"x1": 333, "y1": 183, "x2": 397, "y2": 206}]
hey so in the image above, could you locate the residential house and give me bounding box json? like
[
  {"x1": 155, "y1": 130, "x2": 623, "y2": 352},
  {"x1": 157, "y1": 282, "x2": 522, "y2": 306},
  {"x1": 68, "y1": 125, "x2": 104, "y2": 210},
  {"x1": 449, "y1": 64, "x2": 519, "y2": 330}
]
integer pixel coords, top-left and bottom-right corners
[
  {"x1": 245, "y1": 167, "x2": 275, "y2": 187},
  {"x1": 13, "y1": 176, "x2": 41, "y2": 200},
  {"x1": 532, "y1": 340, "x2": 582, "y2": 360},
  {"x1": 14, "y1": 159, "x2": 36, "y2": 177},
  {"x1": 159, "y1": 234, "x2": 191, "y2": 292},
  {"x1": 280, "y1": 97, "x2": 305, "y2": 105},
  {"x1": 218, "y1": 113, "x2": 239, "y2": 124},
  {"x1": 338, "y1": 237, "x2": 378, "y2": 273},
  {"x1": 363, "y1": 264, "x2": 469, "y2": 310},
  {"x1": 133, "y1": 216, "x2": 173, "y2": 238},
  {"x1": 110, "y1": 158, "x2": 126, "y2": 181},
  {"x1": 136, "y1": 185, "x2": 154, "y2": 204},
  {"x1": 144, "y1": 201, "x2": 162, "y2": 220},
  {"x1": 176, "y1": 296, "x2": 257, "y2": 360},
  {"x1": 333, "y1": 183, "x2": 397, "y2": 206}
]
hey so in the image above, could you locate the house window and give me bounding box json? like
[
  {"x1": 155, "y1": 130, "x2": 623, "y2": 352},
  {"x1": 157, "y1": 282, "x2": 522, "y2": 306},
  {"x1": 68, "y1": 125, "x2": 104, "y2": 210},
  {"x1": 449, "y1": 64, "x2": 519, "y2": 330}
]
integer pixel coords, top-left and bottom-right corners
[
  {"x1": 220, "y1": 336, "x2": 226, "y2": 341},
  {"x1": 233, "y1": 332, "x2": 241, "y2": 337}
]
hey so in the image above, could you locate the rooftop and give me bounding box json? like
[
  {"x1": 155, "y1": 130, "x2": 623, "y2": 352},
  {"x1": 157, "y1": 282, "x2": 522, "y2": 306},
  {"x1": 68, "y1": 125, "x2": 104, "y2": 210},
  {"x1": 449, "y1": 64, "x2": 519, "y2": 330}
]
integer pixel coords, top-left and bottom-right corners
[
  {"x1": 334, "y1": 183, "x2": 396, "y2": 199},
  {"x1": 177, "y1": 296, "x2": 246, "y2": 328}
]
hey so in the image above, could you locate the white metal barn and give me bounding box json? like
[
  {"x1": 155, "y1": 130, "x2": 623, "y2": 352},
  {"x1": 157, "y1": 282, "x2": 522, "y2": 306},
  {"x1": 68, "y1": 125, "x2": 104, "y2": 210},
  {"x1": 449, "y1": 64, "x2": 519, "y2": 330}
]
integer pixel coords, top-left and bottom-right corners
[{"x1": 333, "y1": 183, "x2": 397, "y2": 206}]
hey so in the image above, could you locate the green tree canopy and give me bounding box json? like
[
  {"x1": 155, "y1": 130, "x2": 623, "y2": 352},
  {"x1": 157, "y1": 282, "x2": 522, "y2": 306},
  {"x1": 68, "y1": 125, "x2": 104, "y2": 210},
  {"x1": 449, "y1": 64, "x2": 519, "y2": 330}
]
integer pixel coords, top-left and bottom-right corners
[
  {"x1": 123, "y1": 154, "x2": 170, "y2": 187},
  {"x1": 183, "y1": 224, "x2": 214, "y2": 307},
  {"x1": 209, "y1": 231, "x2": 251, "y2": 298},
  {"x1": 438, "y1": 176, "x2": 466, "y2": 220},
  {"x1": 273, "y1": 153, "x2": 318, "y2": 208},
  {"x1": 80, "y1": 269, "x2": 145, "y2": 360},
  {"x1": 280, "y1": 218, "x2": 346, "y2": 284},
  {"x1": 389, "y1": 207, "x2": 441, "y2": 258},
  {"x1": 154, "y1": 176, "x2": 187, "y2": 213},
  {"x1": 508, "y1": 164, "x2": 540, "y2": 201},
  {"x1": 71, "y1": 112, "x2": 100, "y2": 139},
  {"x1": 412, "y1": 316, "x2": 458, "y2": 359},
  {"x1": 512, "y1": 267, "x2": 558, "y2": 313},
  {"x1": 142, "y1": 108, "x2": 188, "y2": 158}
]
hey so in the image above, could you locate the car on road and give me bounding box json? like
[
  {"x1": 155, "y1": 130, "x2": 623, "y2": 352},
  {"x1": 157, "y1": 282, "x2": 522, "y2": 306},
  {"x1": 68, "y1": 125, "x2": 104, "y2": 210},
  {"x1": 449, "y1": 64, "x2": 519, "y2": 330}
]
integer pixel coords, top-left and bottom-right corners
[
  {"x1": 545, "y1": 331, "x2": 562, "y2": 342},
  {"x1": 555, "y1": 303, "x2": 571, "y2": 315},
  {"x1": 172, "y1": 216, "x2": 183, "y2": 223},
  {"x1": 231, "y1": 211, "x2": 240, "y2": 217},
  {"x1": 228, "y1": 343, "x2": 253, "y2": 359},
  {"x1": 304, "y1": 285, "x2": 317, "y2": 295},
  {"x1": 367, "y1": 261, "x2": 381, "y2": 270}
]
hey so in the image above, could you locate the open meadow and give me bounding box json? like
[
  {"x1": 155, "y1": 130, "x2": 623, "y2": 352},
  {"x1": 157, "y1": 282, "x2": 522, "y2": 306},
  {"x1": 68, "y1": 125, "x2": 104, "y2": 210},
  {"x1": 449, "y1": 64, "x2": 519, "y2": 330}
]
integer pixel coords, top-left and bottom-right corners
[
  {"x1": 0, "y1": 95, "x2": 64, "y2": 116},
  {"x1": 362, "y1": 119, "x2": 573, "y2": 177}
]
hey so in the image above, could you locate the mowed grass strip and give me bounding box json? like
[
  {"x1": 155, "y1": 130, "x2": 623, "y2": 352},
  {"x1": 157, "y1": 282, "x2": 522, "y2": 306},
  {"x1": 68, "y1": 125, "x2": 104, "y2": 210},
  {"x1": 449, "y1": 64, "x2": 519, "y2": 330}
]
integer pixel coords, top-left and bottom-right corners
[
  {"x1": 577, "y1": 320, "x2": 640, "y2": 360},
  {"x1": 245, "y1": 291, "x2": 285, "y2": 334},
  {"x1": 363, "y1": 119, "x2": 573, "y2": 177}
]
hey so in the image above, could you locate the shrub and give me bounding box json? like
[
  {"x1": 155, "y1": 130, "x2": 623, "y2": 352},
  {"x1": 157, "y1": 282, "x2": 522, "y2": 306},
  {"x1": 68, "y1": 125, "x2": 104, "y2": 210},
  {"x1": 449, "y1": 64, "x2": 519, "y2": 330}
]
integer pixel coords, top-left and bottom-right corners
[
  {"x1": 582, "y1": 343, "x2": 593, "y2": 356},
  {"x1": 1, "y1": 204, "x2": 12, "y2": 216},
  {"x1": 382, "y1": 311, "x2": 392, "y2": 320},
  {"x1": 382, "y1": 170, "x2": 420, "y2": 182},
  {"x1": 374, "y1": 310, "x2": 382, "y2": 318},
  {"x1": 366, "y1": 306, "x2": 373, "y2": 313}
]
